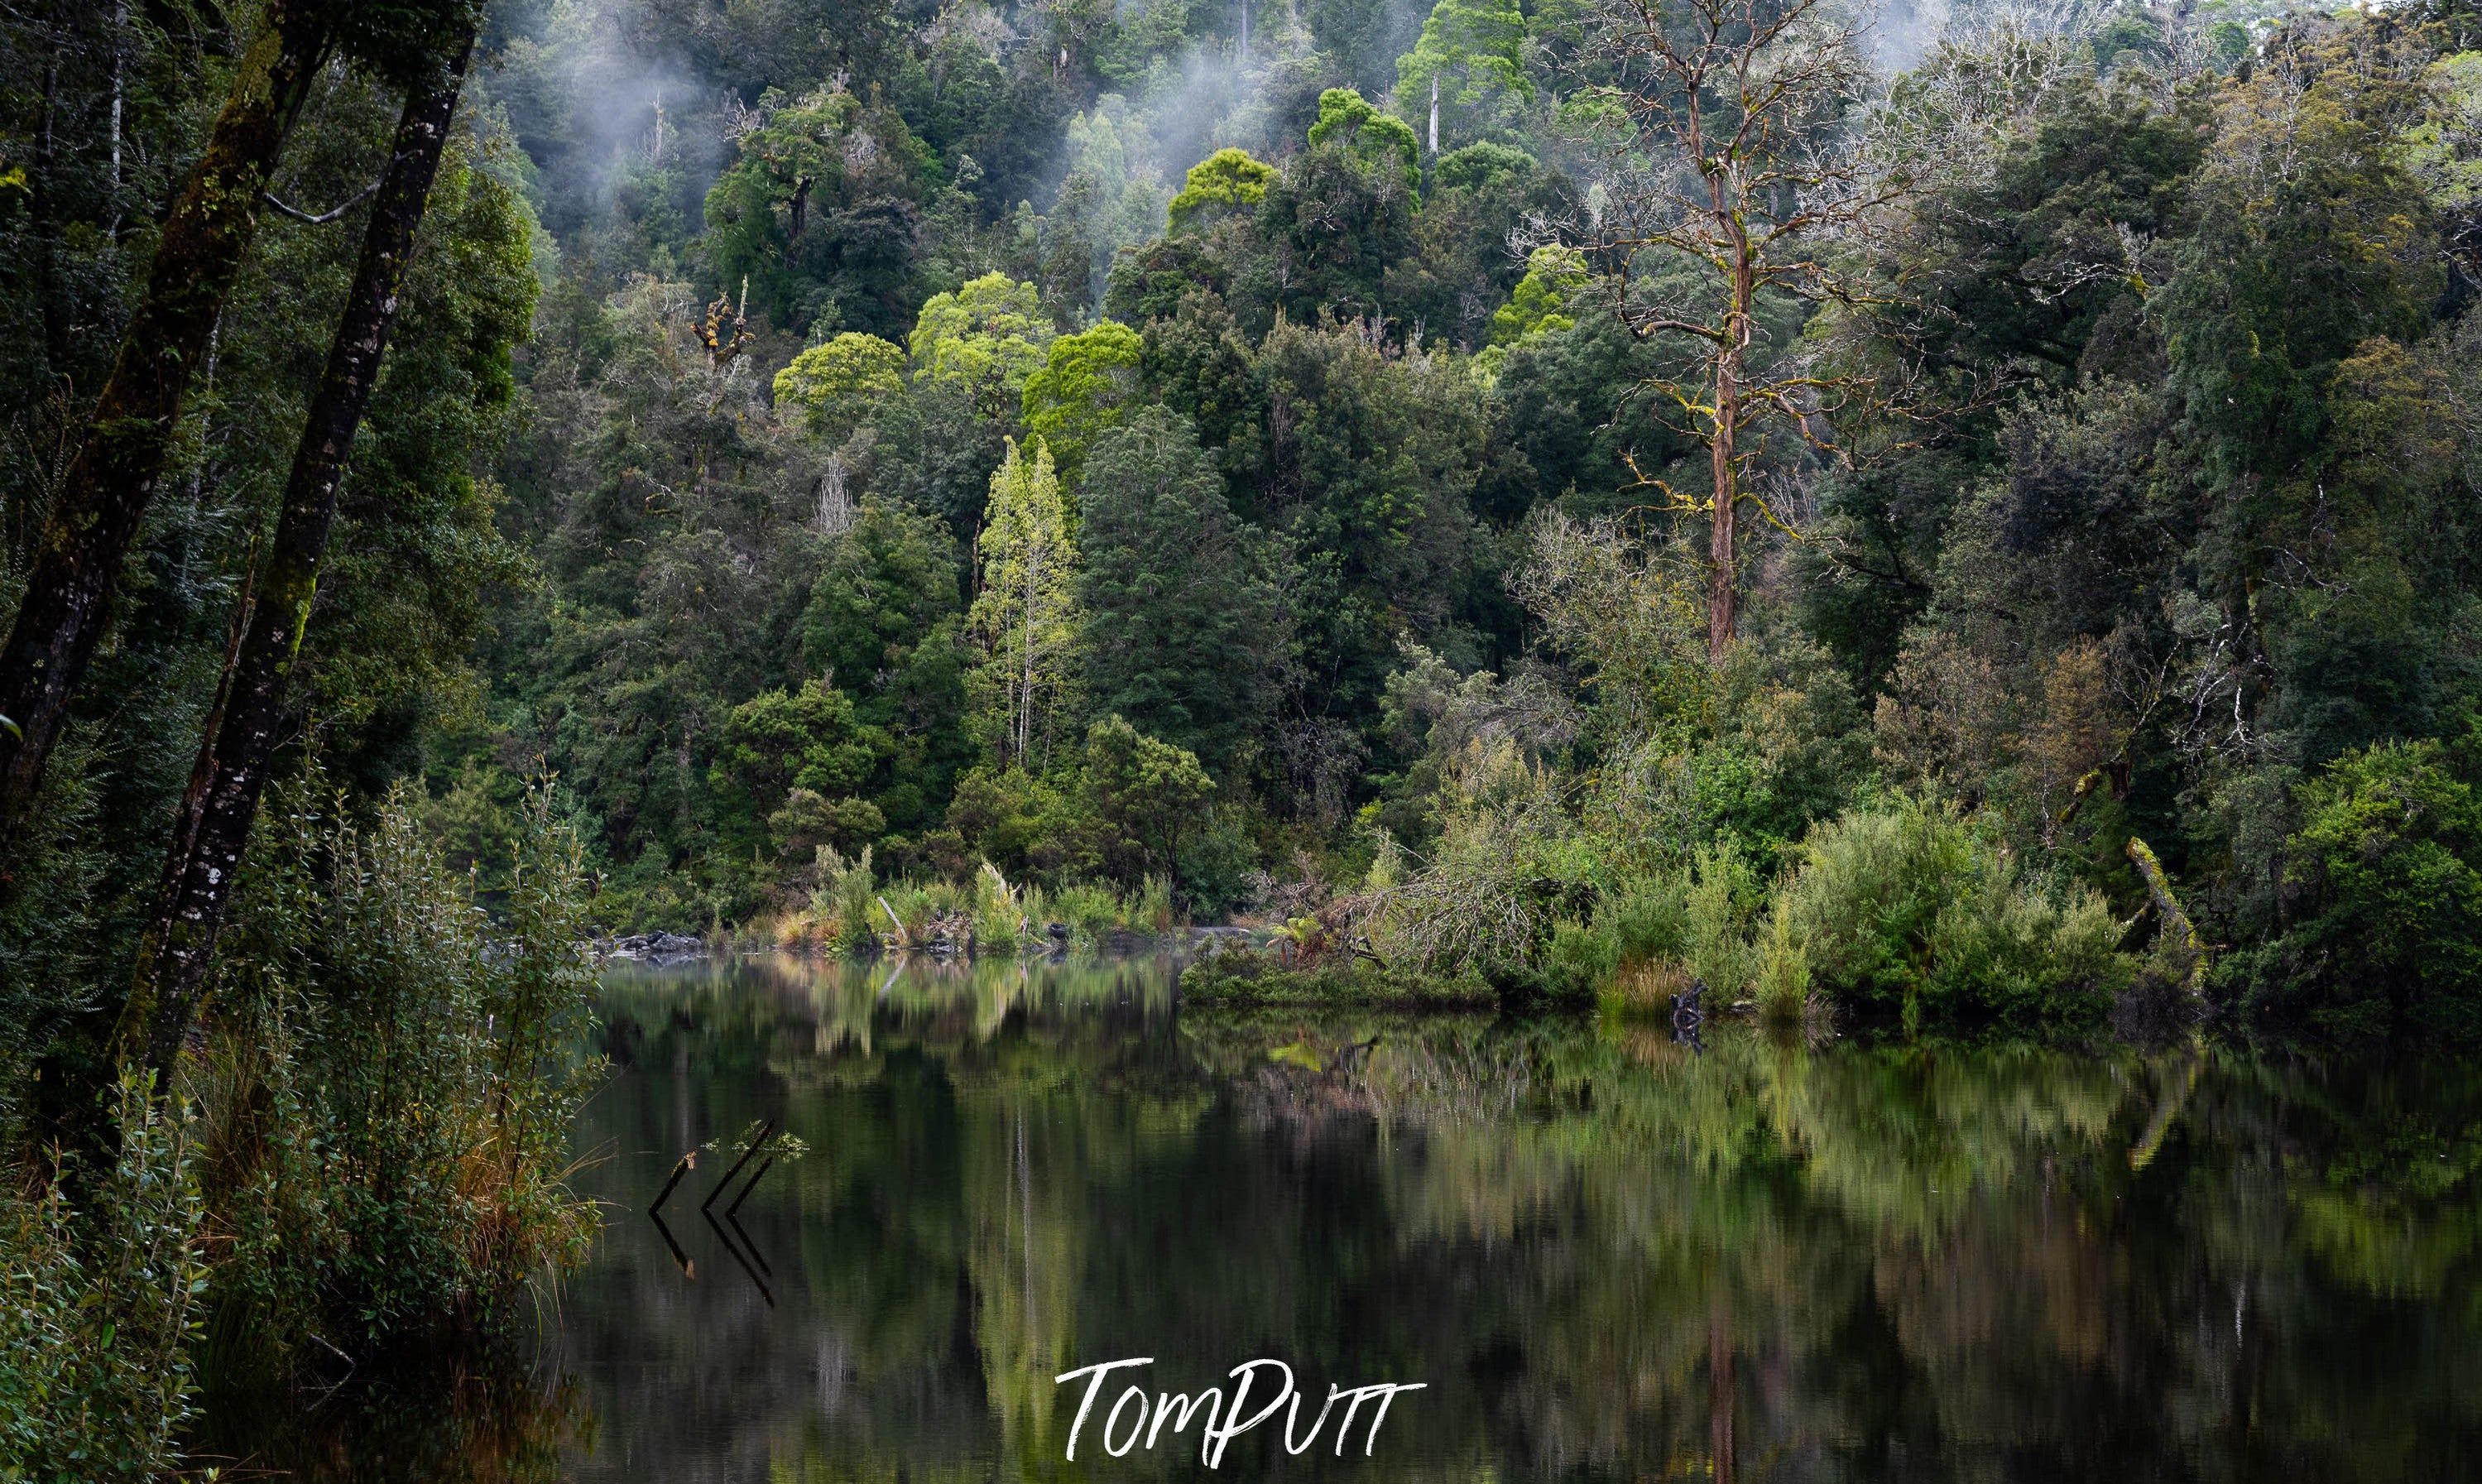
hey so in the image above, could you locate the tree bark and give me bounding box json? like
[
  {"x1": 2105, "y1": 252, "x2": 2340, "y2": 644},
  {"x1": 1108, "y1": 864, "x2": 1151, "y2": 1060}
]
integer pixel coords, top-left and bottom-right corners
[
  {"x1": 2124, "y1": 836, "x2": 2206, "y2": 1003},
  {"x1": 131, "y1": 35, "x2": 476, "y2": 1088},
  {"x1": 0, "y1": 0, "x2": 334, "y2": 867},
  {"x1": 1707, "y1": 183, "x2": 1757, "y2": 670},
  {"x1": 1709, "y1": 359, "x2": 1739, "y2": 668}
]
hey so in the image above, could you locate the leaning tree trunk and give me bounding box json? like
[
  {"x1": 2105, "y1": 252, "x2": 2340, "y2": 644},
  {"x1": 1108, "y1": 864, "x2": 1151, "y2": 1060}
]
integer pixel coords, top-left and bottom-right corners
[
  {"x1": 0, "y1": 0, "x2": 335, "y2": 867},
  {"x1": 130, "y1": 36, "x2": 477, "y2": 1089}
]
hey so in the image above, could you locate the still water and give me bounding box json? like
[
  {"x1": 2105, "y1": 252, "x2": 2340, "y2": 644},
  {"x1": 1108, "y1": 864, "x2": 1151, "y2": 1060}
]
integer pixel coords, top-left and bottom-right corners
[{"x1": 260, "y1": 951, "x2": 2482, "y2": 1479}]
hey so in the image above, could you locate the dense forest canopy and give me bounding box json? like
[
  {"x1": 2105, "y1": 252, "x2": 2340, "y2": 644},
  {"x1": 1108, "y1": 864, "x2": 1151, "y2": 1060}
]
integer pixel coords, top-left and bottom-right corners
[{"x1": 9, "y1": 0, "x2": 2482, "y2": 1073}]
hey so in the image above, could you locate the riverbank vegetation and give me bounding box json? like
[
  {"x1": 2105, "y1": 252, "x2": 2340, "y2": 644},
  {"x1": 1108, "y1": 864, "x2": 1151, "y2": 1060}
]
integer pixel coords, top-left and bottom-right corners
[{"x1": 6, "y1": 0, "x2": 2482, "y2": 1469}]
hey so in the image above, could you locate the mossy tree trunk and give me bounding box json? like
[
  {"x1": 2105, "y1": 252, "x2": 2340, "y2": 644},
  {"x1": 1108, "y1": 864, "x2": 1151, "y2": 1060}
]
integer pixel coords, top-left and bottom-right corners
[
  {"x1": 0, "y1": 0, "x2": 335, "y2": 865},
  {"x1": 132, "y1": 34, "x2": 479, "y2": 1088}
]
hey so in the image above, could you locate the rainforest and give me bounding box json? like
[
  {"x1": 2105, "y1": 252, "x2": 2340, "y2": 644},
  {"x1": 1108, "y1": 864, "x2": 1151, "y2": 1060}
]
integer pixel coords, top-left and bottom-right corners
[{"x1": 2, "y1": 0, "x2": 2481, "y2": 1477}]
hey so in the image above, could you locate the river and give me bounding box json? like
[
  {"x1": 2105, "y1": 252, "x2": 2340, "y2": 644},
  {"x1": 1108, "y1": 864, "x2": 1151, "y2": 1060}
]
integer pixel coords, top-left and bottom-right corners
[{"x1": 227, "y1": 950, "x2": 2482, "y2": 1480}]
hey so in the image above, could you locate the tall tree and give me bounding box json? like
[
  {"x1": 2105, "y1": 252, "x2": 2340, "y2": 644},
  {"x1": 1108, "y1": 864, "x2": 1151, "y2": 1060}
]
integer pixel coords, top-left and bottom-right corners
[
  {"x1": 967, "y1": 439, "x2": 1081, "y2": 771},
  {"x1": 1395, "y1": 0, "x2": 1533, "y2": 155},
  {"x1": 0, "y1": 0, "x2": 348, "y2": 862},
  {"x1": 1578, "y1": 0, "x2": 1898, "y2": 666},
  {"x1": 1077, "y1": 408, "x2": 1282, "y2": 776},
  {"x1": 131, "y1": 30, "x2": 480, "y2": 1085}
]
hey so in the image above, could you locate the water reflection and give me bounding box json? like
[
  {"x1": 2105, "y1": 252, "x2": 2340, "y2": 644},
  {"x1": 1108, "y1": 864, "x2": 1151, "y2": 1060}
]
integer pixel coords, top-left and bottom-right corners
[{"x1": 229, "y1": 952, "x2": 2482, "y2": 1479}]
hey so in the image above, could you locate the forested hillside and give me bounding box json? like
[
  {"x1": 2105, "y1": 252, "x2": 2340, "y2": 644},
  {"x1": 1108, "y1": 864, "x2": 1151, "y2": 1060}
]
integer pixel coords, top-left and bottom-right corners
[
  {"x1": 10, "y1": 0, "x2": 2482, "y2": 1036},
  {"x1": 445, "y1": 0, "x2": 2482, "y2": 1039}
]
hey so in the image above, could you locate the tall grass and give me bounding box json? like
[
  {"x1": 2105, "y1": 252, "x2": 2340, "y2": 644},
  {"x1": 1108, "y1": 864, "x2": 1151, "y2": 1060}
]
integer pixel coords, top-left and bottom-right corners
[{"x1": 772, "y1": 856, "x2": 1187, "y2": 953}]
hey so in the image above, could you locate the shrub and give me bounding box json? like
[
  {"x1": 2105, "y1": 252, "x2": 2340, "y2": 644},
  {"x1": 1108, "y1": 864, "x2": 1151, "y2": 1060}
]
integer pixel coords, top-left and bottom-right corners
[
  {"x1": 1537, "y1": 917, "x2": 1620, "y2": 1006},
  {"x1": 1377, "y1": 742, "x2": 1595, "y2": 978},
  {"x1": 0, "y1": 1073, "x2": 206, "y2": 1482},
  {"x1": 1684, "y1": 840, "x2": 1762, "y2": 997},
  {"x1": 1049, "y1": 881, "x2": 1123, "y2": 943},
  {"x1": 1783, "y1": 796, "x2": 2131, "y2": 1028},
  {"x1": 1596, "y1": 872, "x2": 1687, "y2": 966},
  {"x1": 1125, "y1": 874, "x2": 1179, "y2": 936},
  {"x1": 200, "y1": 775, "x2": 602, "y2": 1357},
  {"x1": 973, "y1": 860, "x2": 1030, "y2": 948},
  {"x1": 0, "y1": 741, "x2": 108, "y2": 1142},
  {"x1": 812, "y1": 843, "x2": 878, "y2": 953},
  {"x1": 1178, "y1": 803, "x2": 1263, "y2": 918},
  {"x1": 1755, "y1": 900, "x2": 1813, "y2": 1025},
  {"x1": 2234, "y1": 734, "x2": 2482, "y2": 1037}
]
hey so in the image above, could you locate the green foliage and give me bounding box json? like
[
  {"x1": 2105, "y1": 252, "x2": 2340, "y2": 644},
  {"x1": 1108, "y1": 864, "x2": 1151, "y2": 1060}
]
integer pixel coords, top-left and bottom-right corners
[
  {"x1": 2234, "y1": 732, "x2": 2482, "y2": 1037},
  {"x1": 720, "y1": 680, "x2": 885, "y2": 801},
  {"x1": 1755, "y1": 898, "x2": 1813, "y2": 1024},
  {"x1": 1389, "y1": 142, "x2": 1576, "y2": 352},
  {"x1": 1488, "y1": 244, "x2": 1588, "y2": 348},
  {"x1": 715, "y1": 680, "x2": 889, "y2": 866},
  {"x1": 799, "y1": 499, "x2": 970, "y2": 832},
  {"x1": 1538, "y1": 916, "x2": 1620, "y2": 1006},
  {"x1": 935, "y1": 715, "x2": 1215, "y2": 893},
  {"x1": 868, "y1": 374, "x2": 1015, "y2": 536},
  {"x1": 1782, "y1": 798, "x2": 2132, "y2": 1029},
  {"x1": 0, "y1": 743, "x2": 108, "y2": 1140},
  {"x1": 1684, "y1": 840, "x2": 1762, "y2": 997},
  {"x1": 1249, "y1": 318, "x2": 1484, "y2": 739},
  {"x1": 201, "y1": 776, "x2": 602, "y2": 1348},
  {"x1": 1395, "y1": 0, "x2": 1534, "y2": 150},
  {"x1": 1081, "y1": 715, "x2": 1217, "y2": 881},
  {"x1": 1430, "y1": 141, "x2": 1537, "y2": 193},
  {"x1": 313, "y1": 122, "x2": 540, "y2": 740},
  {"x1": 1075, "y1": 408, "x2": 1281, "y2": 772},
  {"x1": 1686, "y1": 632, "x2": 1875, "y2": 873},
  {"x1": 809, "y1": 843, "x2": 880, "y2": 953},
  {"x1": 700, "y1": 85, "x2": 929, "y2": 335},
  {"x1": 1307, "y1": 89, "x2": 1423, "y2": 194},
  {"x1": 1168, "y1": 147, "x2": 1275, "y2": 233},
  {"x1": 0, "y1": 1073, "x2": 206, "y2": 1483},
  {"x1": 908, "y1": 273, "x2": 1055, "y2": 412},
  {"x1": 775, "y1": 332, "x2": 906, "y2": 439},
  {"x1": 18, "y1": 0, "x2": 2482, "y2": 1231},
  {"x1": 1021, "y1": 320, "x2": 1144, "y2": 482},
  {"x1": 1378, "y1": 740, "x2": 1600, "y2": 982},
  {"x1": 1473, "y1": 244, "x2": 1590, "y2": 378},
  {"x1": 2161, "y1": 21, "x2": 2441, "y2": 510},
  {"x1": 966, "y1": 439, "x2": 1082, "y2": 771},
  {"x1": 1179, "y1": 803, "x2": 1265, "y2": 915},
  {"x1": 1597, "y1": 873, "x2": 1690, "y2": 967}
]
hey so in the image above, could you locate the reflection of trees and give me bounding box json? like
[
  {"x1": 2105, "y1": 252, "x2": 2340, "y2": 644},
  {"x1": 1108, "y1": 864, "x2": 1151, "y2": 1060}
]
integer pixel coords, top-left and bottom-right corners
[
  {"x1": 1319, "y1": 1023, "x2": 2482, "y2": 1481},
  {"x1": 197, "y1": 1348, "x2": 589, "y2": 1482},
  {"x1": 559, "y1": 961, "x2": 2482, "y2": 1482},
  {"x1": 574, "y1": 956, "x2": 1212, "y2": 1481}
]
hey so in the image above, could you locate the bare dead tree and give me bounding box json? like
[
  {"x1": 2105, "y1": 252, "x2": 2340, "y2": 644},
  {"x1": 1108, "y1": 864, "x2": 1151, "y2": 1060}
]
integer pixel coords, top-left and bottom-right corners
[{"x1": 1574, "y1": 0, "x2": 1916, "y2": 667}]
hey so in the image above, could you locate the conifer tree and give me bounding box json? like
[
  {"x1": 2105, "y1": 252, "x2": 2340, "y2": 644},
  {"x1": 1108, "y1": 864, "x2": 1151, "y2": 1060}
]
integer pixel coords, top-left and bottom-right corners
[{"x1": 967, "y1": 439, "x2": 1081, "y2": 771}]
